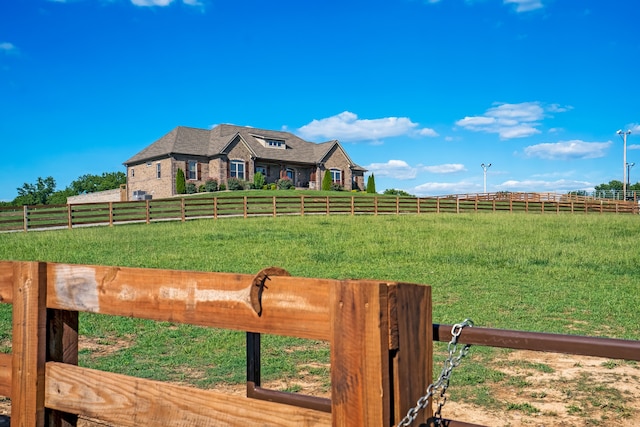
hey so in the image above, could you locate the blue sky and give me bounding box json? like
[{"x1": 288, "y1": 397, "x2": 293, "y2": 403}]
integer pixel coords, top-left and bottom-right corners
[{"x1": 1, "y1": 0, "x2": 639, "y2": 201}]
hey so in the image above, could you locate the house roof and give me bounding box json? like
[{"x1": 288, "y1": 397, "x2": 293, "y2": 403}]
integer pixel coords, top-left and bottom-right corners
[{"x1": 124, "y1": 124, "x2": 366, "y2": 171}]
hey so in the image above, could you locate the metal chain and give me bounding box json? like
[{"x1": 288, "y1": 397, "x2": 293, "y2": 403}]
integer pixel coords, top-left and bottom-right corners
[{"x1": 395, "y1": 318, "x2": 474, "y2": 427}]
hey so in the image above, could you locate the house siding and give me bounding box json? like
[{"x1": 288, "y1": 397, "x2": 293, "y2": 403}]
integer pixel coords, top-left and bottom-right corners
[
  {"x1": 322, "y1": 145, "x2": 354, "y2": 191},
  {"x1": 127, "y1": 158, "x2": 173, "y2": 200}
]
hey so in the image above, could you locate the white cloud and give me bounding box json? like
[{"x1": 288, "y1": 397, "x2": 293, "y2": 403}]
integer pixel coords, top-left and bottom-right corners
[
  {"x1": 629, "y1": 145, "x2": 640, "y2": 151},
  {"x1": 422, "y1": 163, "x2": 466, "y2": 174},
  {"x1": 0, "y1": 42, "x2": 17, "y2": 54},
  {"x1": 524, "y1": 140, "x2": 611, "y2": 160},
  {"x1": 455, "y1": 102, "x2": 571, "y2": 140},
  {"x1": 504, "y1": 0, "x2": 544, "y2": 13},
  {"x1": 412, "y1": 181, "x2": 480, "y2": 196},
  {"x1": 496, "y1": 179, "x2": 591, "y2": 192},
  {"x1": 297, "y1": 111, "x2": 438, "y2": 143},
  {"x1": 365, "y1": 160, "x2": 417, "y2": 180}
]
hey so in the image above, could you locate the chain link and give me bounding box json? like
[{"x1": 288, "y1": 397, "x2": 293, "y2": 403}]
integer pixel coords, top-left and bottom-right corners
[{"x1": 395, "y1": 318, "x2": 474, "y2": 427}]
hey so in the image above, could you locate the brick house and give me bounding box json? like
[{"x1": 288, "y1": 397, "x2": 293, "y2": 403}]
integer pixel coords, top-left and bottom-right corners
[{"x1": 123, "y1": 124, "x2": 366, "y2": 200}]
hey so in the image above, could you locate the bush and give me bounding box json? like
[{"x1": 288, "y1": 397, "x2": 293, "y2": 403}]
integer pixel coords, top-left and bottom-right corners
[
  {"x1": 219, "y1": 183, "x2": 226, "y2": 191},
  {"x1": 227, "y1": 178, "x2": 244, "y2": 191},
  {"x1": 176, "y1": 168, "x2": 186, "y2": 194},
  {"x1": 383, "y1": 188, "x2": 414, "y2": 197},
  {"x1": 204, "y1": 179, "x2": 218, "y2": 192},
  {"x1": 185, "y1": 183, "x2": 197, "y2": 194},
  {"x1": 198, "y1": 184, "x2": 206, "y2": 193},
  {"x1": 322, "y1": 170, "x2": 332, "y2": 191},
  {"x1": 330, "y1": 183, "x2": 343, "y2": 191},
  {"x1": 270, "y1": 183, "x2": 277, "y2": 190},
  {"x1": 253, "y1": 172, "x2": 265, "y2": 190},
  {"x1": 277, "y1": 178, "x2": 294, "y2": 190},
  {"x1": 366, "y1": 174, "x2": 376, "y2": 194}
]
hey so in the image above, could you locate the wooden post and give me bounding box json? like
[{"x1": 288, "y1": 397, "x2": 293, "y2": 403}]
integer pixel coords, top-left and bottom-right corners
[
  {"x1": 181, "y1": 198, "x2": 186, "y2": 222},
  {"x1": 145, "y1": 200, "x2": 150, "y2": 224},
  {"x1": 273, "y1": 196, "x2": 277, "y2": 217},
  {"x1": 456, "y1": 198, "x2": 460, "y2": 214},
  {"x1": 301, "y1": 195, "x2": 305, "y2": 216},
  {"x1": 108, "y1": 202, "x2": 114, "y2": 227},
  {"x1": 326, "y1": 196, "x2": 330, "y2": 216},
  {"x1": 416, "y1": 198, "x2": 421, "y2": 215},
  {"x1": 436, "y1": 197, "x2": 440, "y2": 214},
  {"x1": 351, "y1": 196, "x2": 355, "y2": 216},
  {"x1": 474, "y1": 194, "x2": 478, "y2": 212},
  {"x1": 213, "y1": 197, "x2": 218, "y2": 219},
  {"x1": 391, "y1": 283, "x2": 432, "y2": 426},
  {"x1": 330, "y1": 281, "x2": 390, "y2": 426},
  {"x1": 374, "y1": 197, "x2": 378, "y2": 216},
  {"x1": 244, "y1": 196, "x2": 248, "y2": 218},
  {"x1": 492, "y1": 199, "x2": 496, "y2": 212},
  {"x1": 46, "y1": 308, "x2": 79, "y2": 427},
  {"x1": 23, "y1": 205, "x2": 28, "y2": 232},
  {"x1": 541, "y1": 201, "x2": 544, "y2": 214},
  {"x1": 396, "y1": 197, "x2": 400, "y2": 215},
  {"x1": 67, "y1": 205, "x2": 73, "y2": 229},
  {"x1": 12, "y1": 262, "x2": 48, "y2": 427}
]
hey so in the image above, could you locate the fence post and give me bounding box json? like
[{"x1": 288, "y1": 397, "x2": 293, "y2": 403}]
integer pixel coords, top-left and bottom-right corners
[
  {"x1": 417, "y1": 198, "x2": 421, "y2": 215},
  {"x1": 330, "y1": 281, "x2": 391, "y2": 426},
  {"x1": 396, "y1": 197, "x2": 400, "y2": 215},
  {"x1": 12, "y1": 261, "x2": 47, "y2": 427},
  {"x1": 374, "y1": 197, "x2": 378, "y2": 216},
  {"x1": 436, "y1": 197, "x2": 440, "y2": 214},
  {"x1": 351, "y1": 196, "x2": 355, "y2": 216},
  {"x1": 301, "y1": 195, "x2": 305, "y2": 216},
  {"x1": 67, "y1": 205, "x2": 73, "y2": 229},
  {"x1": 181, "y1": 198, "x2": 186, "y2": 222},
  {"x1": 108, "y1": 202, "x2": 114, "y2": 227},
  {"x1": 146, "y1": 200, "x2": 150, "y2": 224},
  {"x1": 213, "y1": 197, "x2": 218, "y2": 219},
  {"x1": 273, "y1": 196, "x2": 277, "y2": 217},
  {"x1": 23, "y1": 205, "x2": 28, "y2": 232},
  {"x1": 244, "y1": 196, "x2": 248, "y2": 219},
  {"x1": 326, "y1": 196, "x2": 330, "y2": 216},
  {"x1": 456, "y1": 198, "x2": 460, "y2": 214}
]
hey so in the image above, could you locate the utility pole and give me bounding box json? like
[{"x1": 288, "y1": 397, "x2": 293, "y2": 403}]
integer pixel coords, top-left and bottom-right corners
[
  {"x1": 617, "y1": 130, "x2": 632, "y2": 199},
  {"x1": 481, "y1": 163, "x2": 491, "y2": 193}
]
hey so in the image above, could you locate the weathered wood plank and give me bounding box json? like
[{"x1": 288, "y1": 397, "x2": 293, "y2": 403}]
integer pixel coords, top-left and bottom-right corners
[
  {"x1": 330, "y1": 280, "x2": 390, "y2": 426},
  {"x1": 0, "y1": 353, "x2": 11, "y2": 397},
  {"x1": 391, "y1": 283, "x2": 432, "y2": 426},
  {"x1": 0, "y1": 261, "x2": 12, "y2": 304},
  {"x1": 12, "y1": 262, "x2": 47, "y2": 427},
  {"x1": 45, "y1": 362, "x2": 331, "y2": 427},
  {"x1": 43, "y1": 263, "x2": 332, "y2": 340}
]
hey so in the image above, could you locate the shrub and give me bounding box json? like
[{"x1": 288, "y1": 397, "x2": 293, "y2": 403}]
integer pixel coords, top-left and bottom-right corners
[
  {"x1": 277, "y1": 178, "x2": 294, "y2": 190},
  {"x1": 330, "y1": 183, "x2": 343, "y2": 191},
  {"x1": 270, "y1": 183, "x2": 277, "y2": 190},
  {"x1": 322, "y1": 170, "x2": 332, "y2": 191},
  {"x1": 219, "y1": 183, "x2": 226, "y2": 191},
  {"x1": 204, "y1": 179, "x2": 218, "y2": 192},
  {"x1": 253, "y1": 172, "x2": 265, "y2": 190},
  {"x1": 383, "y1": 188, "x2": 414, "y2": 197},
  {"x1": 227, "y1": 178, "x2": 244, "y2": 191},
  {"x1": 185, "y1": 183, "x2": 197, "y2": 194},
  {"x1": 366, "y1": 173, "x2": 376, "y2": 194},
  {"x1": 198, "y1": 184, "x2": 206, "y2": 192},
  {"x1": 176, "y1": 168, "x2": 186, "y2": 194}
]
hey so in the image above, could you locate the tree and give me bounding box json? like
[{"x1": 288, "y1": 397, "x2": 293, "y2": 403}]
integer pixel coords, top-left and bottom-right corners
[
  {"x1": 366, "y1": 174, "x2": 376, "y2": 194},
  {"x1": 322, "y1": 170, "x2": 332, "y2": 191},
  {"x1": 14, "y1": 176, "x2": 57, "y2": 206},
  {"x1": 253, "y1": 171, "x2": 265, "y2": 189},
  {"x1": 383, "y1": 188, "x2": 414, "y2": 197},
  {"x1": 176, "y1": 168, "x2": 186, "y2": 194},
  {"x1": 69, "y1": 172, "x2": 126, "y2": 194}
]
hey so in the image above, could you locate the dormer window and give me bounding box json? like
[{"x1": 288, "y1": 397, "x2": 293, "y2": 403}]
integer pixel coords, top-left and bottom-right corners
[{"x1": 253, "y1": 135, "x2": 286, "y2": 149}]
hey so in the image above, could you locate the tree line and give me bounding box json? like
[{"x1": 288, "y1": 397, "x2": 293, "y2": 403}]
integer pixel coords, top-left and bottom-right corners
[{"x1": 0, "y1": 172, "x2": 126, "y2": 207}]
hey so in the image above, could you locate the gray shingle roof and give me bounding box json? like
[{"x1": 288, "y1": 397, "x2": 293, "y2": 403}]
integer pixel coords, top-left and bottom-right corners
[{"x1": 124, "y1": 124, "x2": 365, "y2": 170}]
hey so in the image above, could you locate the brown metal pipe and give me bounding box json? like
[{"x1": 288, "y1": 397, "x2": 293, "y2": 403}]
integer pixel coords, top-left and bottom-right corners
[{"x1": 434, "y1": 324, "x2": 640, "y2": 361}]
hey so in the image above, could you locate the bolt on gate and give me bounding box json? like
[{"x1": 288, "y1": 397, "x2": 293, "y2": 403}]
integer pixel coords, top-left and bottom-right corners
[{"x1": 0, "y1": 261, "x2": 433, "y2": 426}]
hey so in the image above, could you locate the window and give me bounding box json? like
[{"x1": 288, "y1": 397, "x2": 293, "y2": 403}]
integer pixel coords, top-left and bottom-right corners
[
  {"x1": 330, "y1": 169, "x2": 342, "y2": 184},
  {"x1": 256, "y1": 166, "x2": 267, "y2": 177},
  {"x1": 230, "y1": 160, "x2": 245, "y2": 180},
  {"x1": 266, "y1": 139, "x2": 285, "y2": 148},
  {"x1": 188, "y1": 160, "x2": 198, "y2": 180},
  {"x1": 156, "y1": 163, "x2": 161, "y2": 179},
  {"x1": 131, "y1": 168, "x2": 135, "y2": 177}
]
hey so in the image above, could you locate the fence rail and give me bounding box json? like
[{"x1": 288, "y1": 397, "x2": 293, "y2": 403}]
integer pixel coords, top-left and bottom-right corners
[{"x1": 1, "y1": 192, "x2": 638, "y2": 232}]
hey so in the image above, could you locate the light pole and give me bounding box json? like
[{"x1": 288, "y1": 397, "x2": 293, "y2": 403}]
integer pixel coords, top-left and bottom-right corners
[
  {"x1": 481, "y1": 163, "x2": 491, "y2": 193},
  {"x1": 627, "y1": 162, "x2": 635, "y2": 188},
  {"x1": 617, "y1": 130, "x2": 632, "y2": 199}
]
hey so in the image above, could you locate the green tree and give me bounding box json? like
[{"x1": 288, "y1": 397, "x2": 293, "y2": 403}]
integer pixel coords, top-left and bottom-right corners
[
  {"x1": 322, "y1": 170, "x2": 332, "y2": 191},
  {"x1": 14, "y1": 176, "x2": 57, "y2": 206},
  {"x1": 48, "y1": 188, "x2": 76, "y2": 205},
  {"x1": 366, "y1": 174, "x2": 376, "y2": 194},
  {"x1": 176, "y1": 168, "x2": 186, "y2": 194},
  {"x1": 383, "y1": 188, "x2": 414, "y2": 197},
  {"x1": 69, "y1": 172, "x2": 126, "y2": 194}
]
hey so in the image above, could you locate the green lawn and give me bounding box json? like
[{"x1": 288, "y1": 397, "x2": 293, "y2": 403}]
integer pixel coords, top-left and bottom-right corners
[{"x1": 0, "y1": 213, "x2": 638, "y2": 418}]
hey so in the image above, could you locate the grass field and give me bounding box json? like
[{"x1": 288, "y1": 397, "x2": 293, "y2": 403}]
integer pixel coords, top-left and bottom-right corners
[{"x1": 0, "y1": 212, "x2": 638, "y2": 423}]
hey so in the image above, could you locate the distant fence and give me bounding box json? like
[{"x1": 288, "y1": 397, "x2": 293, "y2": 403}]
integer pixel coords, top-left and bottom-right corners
[{"x1": 1, "y1": 192, "x2": 638, "y2": 232}]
